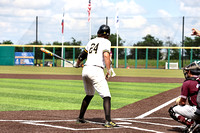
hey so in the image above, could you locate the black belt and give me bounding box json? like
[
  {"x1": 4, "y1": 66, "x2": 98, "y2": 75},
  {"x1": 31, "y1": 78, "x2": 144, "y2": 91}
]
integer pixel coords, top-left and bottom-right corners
[
  {"x1": 85, "y1": 65, "x2": 104, "y2": 69},
  {"x1": 94, "y1": 65, "x2": 104, "y2": 69}
]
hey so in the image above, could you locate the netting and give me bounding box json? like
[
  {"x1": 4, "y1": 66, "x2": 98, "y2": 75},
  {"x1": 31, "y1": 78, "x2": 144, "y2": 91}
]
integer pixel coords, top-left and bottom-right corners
[{"x1": 11, "y1": 16, "x2": 200, "y2": 46}]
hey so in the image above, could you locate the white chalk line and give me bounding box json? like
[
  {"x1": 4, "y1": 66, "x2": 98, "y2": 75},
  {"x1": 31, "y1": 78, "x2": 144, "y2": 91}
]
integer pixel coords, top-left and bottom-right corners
[
  {"x1": 21, "y1": 120, "x2": 163, "y2": 133},
  {"x1": 0, "y1": 117, "x2": 183, "y2": 132},
  {"x1": 0, "y1": 97, "x2": 180, "y2": 132},
  {"x1": 135, "y1": 97, "x2": 178, "y2": 119}
]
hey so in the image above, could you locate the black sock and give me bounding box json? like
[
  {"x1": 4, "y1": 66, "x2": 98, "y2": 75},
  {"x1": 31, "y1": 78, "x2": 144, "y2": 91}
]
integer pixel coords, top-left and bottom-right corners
[
  {"x1": 79, "y1": 95, "x2": 93, "y2": 119},
  {"x1": 103, "y1": 97, "x2": 111, "y2": 122}
]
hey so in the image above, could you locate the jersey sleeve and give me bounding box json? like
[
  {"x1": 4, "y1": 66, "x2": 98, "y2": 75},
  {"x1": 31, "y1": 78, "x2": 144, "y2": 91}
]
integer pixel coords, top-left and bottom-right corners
[
  {"x1": 180, "y1": 81, "x2": 189, "y2": 99},
  {"x1": 103, "y1": 40, "x2": 111, "y2": 53}
]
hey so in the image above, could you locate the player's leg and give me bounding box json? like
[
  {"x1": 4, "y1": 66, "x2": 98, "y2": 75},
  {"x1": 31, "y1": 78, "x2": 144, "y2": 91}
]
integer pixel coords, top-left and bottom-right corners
[
  {"x1": 77, "y1": 68, "x2": 95, "y2": 123},
  {"x1": 110, "y1": 67, "x2": 116, "y2": 77},
  {"x1": 91, "y1": 68, "x2": 118, "y2": 127},
  {"x1": 77, "y1": 95, "x2": 93, "y2": 123},
  {"x1": 103, "y1": 96, "x2": 111, "y2": 122},
  {"x1": 168, "y1": 105, "x2": 195, "y2": 126},
  {"x1": 110, "y1": 64, "x2": 116, "y2": 77}
]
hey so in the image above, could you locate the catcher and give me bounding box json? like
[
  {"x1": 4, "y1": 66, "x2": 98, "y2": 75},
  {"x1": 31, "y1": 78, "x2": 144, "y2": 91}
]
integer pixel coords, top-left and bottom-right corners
[{"x1": 168, "y1": 61, "x2": 200, "y2": 132}]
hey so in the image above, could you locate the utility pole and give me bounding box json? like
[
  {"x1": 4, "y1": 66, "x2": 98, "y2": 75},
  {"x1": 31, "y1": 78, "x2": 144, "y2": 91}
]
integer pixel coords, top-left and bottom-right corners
[
  {"x1": 181, "y1": 16, "x2": 185, "y2": 68},
  {"x1": 36, "y1": 16, "x2": 38, "y2": 65}
]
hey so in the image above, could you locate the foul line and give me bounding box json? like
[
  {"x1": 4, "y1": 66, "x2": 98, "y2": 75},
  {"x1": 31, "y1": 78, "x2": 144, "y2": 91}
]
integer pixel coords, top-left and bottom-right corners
[
  {"x1": 135, "y1": 97, "x2": 177, "y2": 119},
  {"x1": 0, "y1": 119, "x2": 165, "y2": 132}
]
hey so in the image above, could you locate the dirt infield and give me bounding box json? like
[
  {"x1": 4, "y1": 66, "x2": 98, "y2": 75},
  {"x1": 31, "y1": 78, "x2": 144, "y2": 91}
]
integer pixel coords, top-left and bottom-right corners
[{"x1": 0, "y1": 74, "x2": 185, "y2": 133}]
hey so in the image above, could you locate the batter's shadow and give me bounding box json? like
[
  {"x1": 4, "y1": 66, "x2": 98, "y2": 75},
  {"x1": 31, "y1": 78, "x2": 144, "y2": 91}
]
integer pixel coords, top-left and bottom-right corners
[
  {"x1": 87, "y1": 118, "x2": 105, "y2": 123},
  {"x1": 167, "y1": 127, "x2": 186, "y2": 133}
]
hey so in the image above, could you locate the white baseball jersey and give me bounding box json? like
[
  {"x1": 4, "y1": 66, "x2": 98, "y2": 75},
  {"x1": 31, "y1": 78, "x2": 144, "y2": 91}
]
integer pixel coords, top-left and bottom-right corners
[
  {"x1": 84, "y1": 37, "x2": 111, "y2": 68},
  {"x1": 82, "y1": 37, "x2": 111, "y2": 98}
]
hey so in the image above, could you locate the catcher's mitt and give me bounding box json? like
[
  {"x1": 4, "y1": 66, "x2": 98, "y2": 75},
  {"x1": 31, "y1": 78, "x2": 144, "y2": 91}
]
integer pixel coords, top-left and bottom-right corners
[{"x1": 175, "y1": 97, "x2": 181, "y2": 105}]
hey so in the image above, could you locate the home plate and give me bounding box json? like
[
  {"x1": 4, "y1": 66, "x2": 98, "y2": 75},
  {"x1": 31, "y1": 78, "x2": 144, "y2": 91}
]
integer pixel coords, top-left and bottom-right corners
[{"x1": 117, "y1": 122, "x2": 132, "y2": 125}]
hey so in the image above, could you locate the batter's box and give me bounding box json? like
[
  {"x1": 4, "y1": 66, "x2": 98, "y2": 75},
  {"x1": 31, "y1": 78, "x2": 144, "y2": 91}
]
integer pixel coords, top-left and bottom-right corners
[
  {"x1": 21, "y1": 119, "x2": 121, "y2": 131},
  {"x1": 113, "y1": 117, "x2": 185, "y2": 129}
]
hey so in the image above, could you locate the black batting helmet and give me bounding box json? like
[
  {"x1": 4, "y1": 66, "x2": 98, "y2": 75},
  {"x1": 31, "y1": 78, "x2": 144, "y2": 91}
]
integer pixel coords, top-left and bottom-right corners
[
  {"x1": 183, "y1": 61, "x2": 200, "y2": 79},
  {"x1": 97, "y1": 24, "x2": 110, "y2": 36}
]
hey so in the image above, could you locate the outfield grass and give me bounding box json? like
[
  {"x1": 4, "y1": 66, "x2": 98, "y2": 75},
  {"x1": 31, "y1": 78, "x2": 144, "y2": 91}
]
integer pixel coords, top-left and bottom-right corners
[
  {"x1": 0, "y1": 66, "x2": 184, "y2": 111},
  {"x1": 0, "y1": 78, "x2": 181, "y2": 111},
  {"x1": 0, "y1": 66, "x2": 184, "y2": 78}
]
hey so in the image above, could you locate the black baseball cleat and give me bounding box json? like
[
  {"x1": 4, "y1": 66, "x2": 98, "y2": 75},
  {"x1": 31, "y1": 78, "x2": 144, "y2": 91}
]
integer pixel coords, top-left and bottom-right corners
[
  {"x1": 76, "y1": 118, "x2": 88, "y2": 123},
  {"x1": 103, "y1": 121, "x2": 119, "y2": 128}
]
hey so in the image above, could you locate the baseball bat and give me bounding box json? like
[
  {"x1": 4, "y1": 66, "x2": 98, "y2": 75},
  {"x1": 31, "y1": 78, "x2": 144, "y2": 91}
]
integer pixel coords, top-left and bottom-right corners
[{"x1": 40, "y1": 48, "x2": 73, "y2": 65}]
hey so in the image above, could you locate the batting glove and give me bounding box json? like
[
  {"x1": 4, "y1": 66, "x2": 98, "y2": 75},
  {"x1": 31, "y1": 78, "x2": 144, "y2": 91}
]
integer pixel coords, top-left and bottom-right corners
[
  {"x1": 106, "y1": 69, "x2": 111, "y2": 80},
  {"x1": 73, "y1": 62, "x2": 80, "y2": 68}
]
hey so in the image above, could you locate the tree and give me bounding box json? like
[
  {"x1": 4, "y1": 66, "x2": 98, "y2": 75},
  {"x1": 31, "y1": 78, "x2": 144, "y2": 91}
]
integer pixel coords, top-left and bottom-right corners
[
  {"x1": 164, "y1": 37, "x2": 179, "y2": 60},
  {"x1": 51, "y1": 38, "x2": 82, "y2": 59},
  {"x1": 184, "y1": 36, "x2": 200, "y2": 60},
  {"x1": 65, "y1": 37, "x2": 82, "y2": 59},
  {"x1": 2, "y1": 40, "x2": 13, "y2": 44},
  {"x1": 109, "y1": 34, "x2": 125, "y2": 59},
  {"x1": 130, "y1": 34, "x2": 163, "y2": 59}
]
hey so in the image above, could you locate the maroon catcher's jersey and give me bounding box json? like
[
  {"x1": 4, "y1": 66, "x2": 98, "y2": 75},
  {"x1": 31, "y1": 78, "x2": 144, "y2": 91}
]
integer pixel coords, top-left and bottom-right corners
[{"x1": 181, "y1": 79, "x2": 199, "y2": 106}]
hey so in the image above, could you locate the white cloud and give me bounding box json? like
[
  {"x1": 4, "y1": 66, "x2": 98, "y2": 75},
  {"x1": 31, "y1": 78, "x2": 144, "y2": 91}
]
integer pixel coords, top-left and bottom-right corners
[
  {"x1": 63, "y1": 0, "x2": 88, "y2": 12},
  {"x1": 178, "y1": 0, "x2": 200, "y2": 7},
  {"x1": 13, "y1": 8, "x2": 51, "y2": 17},
  {"x1": 122, "y1": 16, "x2": 147, "y2": 28},
  {"x1": 142, "y1": 24, "x2": 176, "y2": 42},
  {"x1": 0, "y1": 0, "x2": 11, "y2": 6},
  {"x1": 116, "y1": 0, "x2": 145, "y2": 15},
  {"x1": 13, "y1": 0, "x2": 52, "y2": 9},
  {"x1": 0, "y1": 0, "x2": 198, "y2": 45},
  {"x1": 158, "y1": 10, "x2": 171, "y2": 17},
  {"x1": 177, "y1": 0, "x2": 200, "y2": 16}
]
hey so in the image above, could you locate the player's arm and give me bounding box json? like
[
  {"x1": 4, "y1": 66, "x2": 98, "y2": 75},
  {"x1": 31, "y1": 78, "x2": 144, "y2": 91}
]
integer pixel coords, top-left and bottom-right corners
[
  {"x1": 176, "y1": 97, "x2": 186, "y2": 105},
  {"x1": 192, "y1": 28, "x2": 200, "y2": 37},
  {"x1": 74, "y1": 49, "x2": 88, "y2": 68},
  {"x1": 104, "y1": 51, "x2": 111, "y2": 80}
]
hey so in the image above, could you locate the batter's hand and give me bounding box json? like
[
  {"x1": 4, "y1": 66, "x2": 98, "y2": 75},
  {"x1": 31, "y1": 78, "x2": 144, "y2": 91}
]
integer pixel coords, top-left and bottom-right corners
[
  {"x1": 73, "y1": 62, "x2": 79, "y2": 68},
  {"x1": 106, "y1": 69, "x2": 111, "y2": 80},
  {"x1": 192, "y1": 28, "x2": 200, "y2": 37}
]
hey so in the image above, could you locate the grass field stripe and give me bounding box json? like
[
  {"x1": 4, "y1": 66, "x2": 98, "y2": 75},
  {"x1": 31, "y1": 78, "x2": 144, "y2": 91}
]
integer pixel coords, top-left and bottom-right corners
[{"x1": 135, "y1": 97, "x2": 177, "y2": 119}]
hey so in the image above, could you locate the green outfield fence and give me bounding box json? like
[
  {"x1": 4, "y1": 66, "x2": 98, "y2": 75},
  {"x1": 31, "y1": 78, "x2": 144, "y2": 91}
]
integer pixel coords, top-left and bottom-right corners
[{"x1": 0, "y1": 45, "x2": 199, "y2": 69}]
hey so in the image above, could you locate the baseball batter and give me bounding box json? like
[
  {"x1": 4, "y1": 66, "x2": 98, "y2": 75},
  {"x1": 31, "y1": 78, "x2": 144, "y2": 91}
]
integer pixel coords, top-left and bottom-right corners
[{"x1": 74, "y1": 24, "x2": 118, "y2": 128}]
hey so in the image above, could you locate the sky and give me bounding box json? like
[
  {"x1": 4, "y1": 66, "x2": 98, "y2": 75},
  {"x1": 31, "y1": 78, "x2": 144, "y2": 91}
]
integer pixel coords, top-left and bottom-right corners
[{"x1": 1, "y1": 0, "x2": 200, "y2": 46}]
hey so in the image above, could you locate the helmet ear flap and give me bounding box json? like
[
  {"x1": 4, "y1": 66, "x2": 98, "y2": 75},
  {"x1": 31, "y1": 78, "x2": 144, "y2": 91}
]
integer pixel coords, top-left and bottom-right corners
[{"x1": 183, "y1": 69, "x2": 189, "y2": 79}]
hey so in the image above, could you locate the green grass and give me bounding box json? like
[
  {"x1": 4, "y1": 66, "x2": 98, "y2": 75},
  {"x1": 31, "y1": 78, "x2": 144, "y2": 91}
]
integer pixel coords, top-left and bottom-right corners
[
  {"x1": 0, "y1": 78, "x2": 181, "y2": 111},
  {"x1": 0, "y1": 66, "x2": 184, "y2": 111},
  {"x1": 0, "y1": 66, "x2": 184, "y2": 78}
]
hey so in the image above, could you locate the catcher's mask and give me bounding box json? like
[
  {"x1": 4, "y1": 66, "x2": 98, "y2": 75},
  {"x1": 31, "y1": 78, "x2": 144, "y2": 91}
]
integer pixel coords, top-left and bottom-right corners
[{"x1": 183, "y1": 61, "x2": 200, "y2": 79}]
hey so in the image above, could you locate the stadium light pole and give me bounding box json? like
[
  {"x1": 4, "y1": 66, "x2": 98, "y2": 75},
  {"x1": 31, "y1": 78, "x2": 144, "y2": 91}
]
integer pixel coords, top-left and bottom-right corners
[
  {"x1": 35, "y1": 16, "x2": 38, "y2": 65},
  {"x1": 106, "y1": 16, "x2": 108, "y2": 25},
  {"x1": 115, "y1": 9, "x2": 119, "y2": 68},
  {"x1": 181, "y1": 16, "x2": 185, "y2": 68}
]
